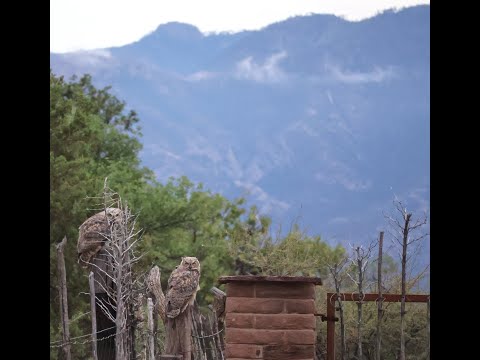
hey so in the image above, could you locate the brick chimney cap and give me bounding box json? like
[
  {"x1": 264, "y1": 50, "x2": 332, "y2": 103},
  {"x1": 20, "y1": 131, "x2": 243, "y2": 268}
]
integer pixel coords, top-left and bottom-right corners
[{"x1": 218, "y1": 275, "x2": 322, "y2": 285}]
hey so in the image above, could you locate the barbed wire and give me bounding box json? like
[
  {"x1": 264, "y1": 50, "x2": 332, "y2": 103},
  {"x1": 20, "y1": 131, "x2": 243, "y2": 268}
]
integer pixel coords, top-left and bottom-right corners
[
  {"x1": 191, "y1": 327, "x2": 224, "y2": 339},
  {"x1": 50, "y1": 328, "x2": 125, "y2": 348},
  {"x1": 50, "y1": 325, "x2": 117, "y2": 346}
]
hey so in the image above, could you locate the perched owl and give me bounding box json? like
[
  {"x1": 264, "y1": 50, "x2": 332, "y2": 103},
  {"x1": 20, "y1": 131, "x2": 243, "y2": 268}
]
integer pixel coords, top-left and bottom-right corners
[
  {"x1": 166, "y1": 257, "x2": 201, "y2": 319},
  {"x1": 77, "y1": 208, "x2": 123, "y2": 268}
]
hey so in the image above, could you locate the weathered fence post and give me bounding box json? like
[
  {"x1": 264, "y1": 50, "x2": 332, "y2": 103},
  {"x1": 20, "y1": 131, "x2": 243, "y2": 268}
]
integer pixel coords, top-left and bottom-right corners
[
  {"x1": 326, "y1": 293, "x2": 336, "y2": 360},
  {"x1": 210, "y1": 286, "x2": 226, "y2": 356},
  {"x1": 165, "y1": 310, "x2": 193, "y2": 360},
  {"x1": 147, "y1": 298, "x2": 155, "y2": 360},
  {"x1": 427, "y1": 296, "x2": 430, "y2": 359},
  {"x1": 89, "y1": 272, "x2": 98, "y2": 360},
  {"x1": 56, "y1": 236, "x2": 72, "y2": 360},
  {"x1": 376, "y1": 231, "x2": 384, "y2": 360}
]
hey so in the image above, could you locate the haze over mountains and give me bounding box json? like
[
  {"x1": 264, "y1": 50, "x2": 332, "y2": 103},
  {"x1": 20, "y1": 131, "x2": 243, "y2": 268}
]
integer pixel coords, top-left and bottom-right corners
[{"x1": 50, "y1": 5, "x2": 430, "y2": 260}]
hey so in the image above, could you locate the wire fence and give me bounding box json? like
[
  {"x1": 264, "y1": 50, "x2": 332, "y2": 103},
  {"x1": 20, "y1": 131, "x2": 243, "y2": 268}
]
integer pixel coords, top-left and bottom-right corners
[{"x1": 50, "y1": 306, "x2": 225, "y2": 360}]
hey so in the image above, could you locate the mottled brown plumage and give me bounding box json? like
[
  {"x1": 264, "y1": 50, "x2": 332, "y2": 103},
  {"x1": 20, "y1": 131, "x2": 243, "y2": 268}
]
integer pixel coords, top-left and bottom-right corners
[
  {"x1": 77, "y1": 208, "x2": 123, "y2": 268},
  {"x1": 166, "y1": 257, "x2": 201, "y2": 319}
]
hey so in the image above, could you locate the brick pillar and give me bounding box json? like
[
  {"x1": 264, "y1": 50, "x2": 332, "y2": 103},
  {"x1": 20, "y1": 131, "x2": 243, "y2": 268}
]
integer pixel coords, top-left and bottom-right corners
[{"x1": 219, "y1": 276, "x2": 322, "y2": 360}]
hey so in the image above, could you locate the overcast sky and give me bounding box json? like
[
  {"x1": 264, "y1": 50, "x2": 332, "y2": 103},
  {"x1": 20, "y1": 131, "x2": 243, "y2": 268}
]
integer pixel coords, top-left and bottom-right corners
[{"x1": 51, "y1": 0, "x2": 429, "y2": 53}]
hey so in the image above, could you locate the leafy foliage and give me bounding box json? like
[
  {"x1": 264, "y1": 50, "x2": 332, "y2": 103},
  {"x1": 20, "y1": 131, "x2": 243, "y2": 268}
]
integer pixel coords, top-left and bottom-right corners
[{"x1": 229, "y1": 207, "x2": 345, "y2": 277}]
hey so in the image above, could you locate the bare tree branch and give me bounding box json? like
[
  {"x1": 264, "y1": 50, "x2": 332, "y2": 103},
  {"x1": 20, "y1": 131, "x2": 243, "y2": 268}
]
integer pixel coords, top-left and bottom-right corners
[
  {"x1": 78, "y1": 181, "x2": 145, "y2": 359},
  {"x1": 347, "y1": 239, "x2": 376, "y2": 360},
  {"x1": 384, "y1": 198, "x2": 429, "y2": 360}
]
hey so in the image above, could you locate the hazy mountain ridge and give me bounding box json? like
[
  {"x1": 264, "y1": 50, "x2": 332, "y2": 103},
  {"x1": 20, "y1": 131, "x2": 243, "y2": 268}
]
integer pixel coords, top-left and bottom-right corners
[{"x1": 50, "y1": 5, "x2": 430, "y2": 258}]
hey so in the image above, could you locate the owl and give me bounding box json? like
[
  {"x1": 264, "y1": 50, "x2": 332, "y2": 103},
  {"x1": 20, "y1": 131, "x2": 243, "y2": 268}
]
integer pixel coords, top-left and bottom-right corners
[
  {"x1": 77, "y1": 208, "x2": 123, "y2": 268},
  {"x1": 166, "y1": 257, "x2": 201, "y2": 319}
]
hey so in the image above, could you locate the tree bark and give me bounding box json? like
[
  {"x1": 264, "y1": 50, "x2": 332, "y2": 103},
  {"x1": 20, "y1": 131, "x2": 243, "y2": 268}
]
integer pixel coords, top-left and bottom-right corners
[
  {"x1": 114, "y1": 223, "x2": 126, "y2": 360},
  {"x1": 56, "y1": 236, "x2": 72, "y2": 360}
]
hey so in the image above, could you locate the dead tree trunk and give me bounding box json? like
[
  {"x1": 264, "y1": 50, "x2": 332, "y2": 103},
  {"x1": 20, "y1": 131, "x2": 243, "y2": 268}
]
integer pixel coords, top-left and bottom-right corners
[
  {"x1": 56, "y1": 236, "x2": 71, "y2": 360},
  {"x1": 78, "y1": 185, "x2": 145, "y2": 360},
  {"x1": 89, "y1": 272, "x2": 99, "y2": 360},
  {"x1": 348, "y1": 243, "x2": 375, "y2": 360},
  {"x1": 385, "y1": 200, "x2": 428, "y2": 360},
  {"x1": 376, "y1": 231, "x2": 384, "y2": 360},
  {"x1": 165, "y1": 309, "x2": 193, "y2": 360},
  {"x1": 113, "y1": 219, "x2": 127, "y2": 360}
]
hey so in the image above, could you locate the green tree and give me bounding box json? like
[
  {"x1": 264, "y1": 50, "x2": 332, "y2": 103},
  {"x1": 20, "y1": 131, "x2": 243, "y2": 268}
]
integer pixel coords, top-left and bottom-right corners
[
  {"x1": 50, "y1": 71, "x2": 247, "y2": 358},
  {"x1": 135, "y1": 176, "x2": 246, "y2": 304},
  {"x1": 229, "y1": 208, "x2": 345, "y2": 277},
  {"x1": 50, "y1": 71, "x2": 151, "y2": 359}
]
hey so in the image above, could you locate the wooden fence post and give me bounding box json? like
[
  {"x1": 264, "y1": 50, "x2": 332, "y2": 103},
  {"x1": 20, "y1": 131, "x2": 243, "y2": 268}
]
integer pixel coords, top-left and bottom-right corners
[
  {"x1": 165, "y1": 308, "x2": 193, "y2": 360},
  {"x1": 89, "y1": 272, "x2": 98, "y2": 360},
  {"x1": 427, "y1": 297, "x2": 430, "y2": 359},
  {"x1": 376, "y1": 231, "x2": 384, "y2": 360},
  {"x1": 326, "y1": 293, "x2": 336, "y2": 360},
  {"x1": 56, "y1": 236, "x2": 72, "y2": 360},
  {"x1": 147, "y1": 298, "x2": 155, "y2": 360}
]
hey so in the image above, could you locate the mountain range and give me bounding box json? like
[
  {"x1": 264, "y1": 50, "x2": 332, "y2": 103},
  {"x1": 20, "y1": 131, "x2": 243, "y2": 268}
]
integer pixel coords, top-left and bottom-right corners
[{"x1": 50, "y1": 5, "x2": 430, "y2": 264}]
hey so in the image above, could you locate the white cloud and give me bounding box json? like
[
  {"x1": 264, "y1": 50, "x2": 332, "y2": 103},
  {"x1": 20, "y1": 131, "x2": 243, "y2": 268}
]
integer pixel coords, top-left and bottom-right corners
[
  {"x1": 245, "y1": 162, "x2": 264, "y2": 183},
  {"x1": 184, "y1": 71, "x2": 217, "y2": 82},
  {"x1": 289, "y1": 120, "x2": 319, "y2": 137},
  {"x1": 329, "y1": 217, "x2": 349, "y2": 225},
  {"x1": 328, "y1": 64, "x2": 396, "y2": 84},
  {"x1": 315, "y1": 160, "x2": 371, "y2": 191},
  {"x1": 225, "y1": 147, "x2": 243, "y2": 179},
  {"x1": 186, "y1": 136, "x2": 222, "y2": 163},
  {"x1": 145, "y1": 144, "x2": 181, "y2": 160},
  {"x1": 406, "y1": 186, "x2": 430, "y2": 214},
  {"x1": 235, "y1": 180, "x2": 290, "y2": 214},
  {"x1": 316, "y1": 172, "x2": 371, "y2": 191},
  {"x1": 306, "y1": 107, "x2": 317, "y2": 117},
  {"x1": 59, "y1": 49, "x2": 114, "y2": 67},
  {"x1": 326, "y1": 90, "x2": 334, "y2": 104},
  {"x1": 235, "y1": 51, "x2": 288, "y2": 83}
]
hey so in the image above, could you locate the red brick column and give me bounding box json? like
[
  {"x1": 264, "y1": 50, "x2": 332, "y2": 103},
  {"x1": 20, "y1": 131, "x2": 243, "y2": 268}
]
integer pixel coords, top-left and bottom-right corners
[{"x1": 219, "y1": 276, "x2": 322, "y2": 360}]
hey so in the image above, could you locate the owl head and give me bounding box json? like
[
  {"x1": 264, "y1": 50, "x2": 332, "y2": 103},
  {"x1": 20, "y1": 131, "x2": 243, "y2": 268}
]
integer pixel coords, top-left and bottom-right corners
[{"x1": 181, "y1": 256, "x2": 201, "y2": 273}]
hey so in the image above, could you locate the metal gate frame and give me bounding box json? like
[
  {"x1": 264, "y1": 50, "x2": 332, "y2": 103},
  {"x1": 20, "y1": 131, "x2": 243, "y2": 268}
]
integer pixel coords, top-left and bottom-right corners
[{"x1": 325, "y1": 292, "x2": 430, "y2": 360}]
